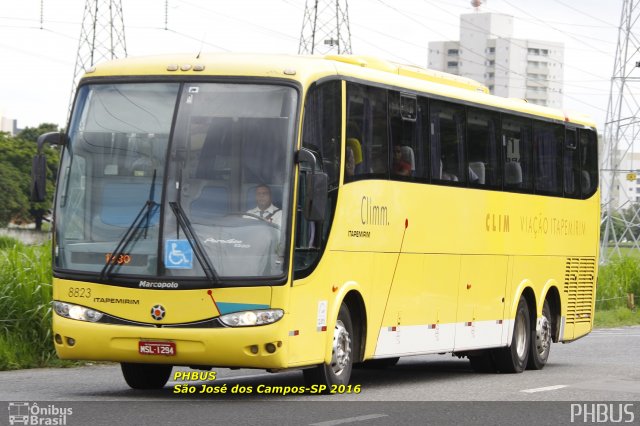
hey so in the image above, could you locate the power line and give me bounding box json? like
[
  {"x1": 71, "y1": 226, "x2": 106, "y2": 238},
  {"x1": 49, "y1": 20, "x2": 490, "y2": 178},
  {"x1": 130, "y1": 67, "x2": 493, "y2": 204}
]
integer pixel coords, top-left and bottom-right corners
[
  {"x1": 501, "y1": 0, "x2": 613, "y2": 55},
  {"x1": 553, "y1": 0, "x2": 618, "y2": 28}
]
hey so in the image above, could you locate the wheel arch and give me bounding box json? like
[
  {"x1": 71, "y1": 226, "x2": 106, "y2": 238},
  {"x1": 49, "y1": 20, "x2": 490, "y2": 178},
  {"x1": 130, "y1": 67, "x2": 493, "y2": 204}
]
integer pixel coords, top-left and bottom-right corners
[
  {"x1": 543, "y1": 285, "x2": 562, "y2": 343},
  {"x1": 520, "y1": 286, "x2": 537, "y2": 336},
  {"x1": 342, "y1": 290, "x2": 367, "y2": 363}
]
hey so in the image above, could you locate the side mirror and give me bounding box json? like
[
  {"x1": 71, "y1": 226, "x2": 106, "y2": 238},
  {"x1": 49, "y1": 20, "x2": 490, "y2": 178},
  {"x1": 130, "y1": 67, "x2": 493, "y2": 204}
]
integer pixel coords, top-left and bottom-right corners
[
  {"x1": 304, "y1": 172, "x2": 328, "y2": 222},
  {"x1": 36, "y1": 132, "x2": 64, "y2": 152},
  {"x1": 30, "y1": 132, "x2": 64, "y2": 202},
  {"x1": 30, "y1": 153, "x2": 47, "y2": 202},
  {"x1": 296, "y1": 148, "x2": 328, "y2": 222}
]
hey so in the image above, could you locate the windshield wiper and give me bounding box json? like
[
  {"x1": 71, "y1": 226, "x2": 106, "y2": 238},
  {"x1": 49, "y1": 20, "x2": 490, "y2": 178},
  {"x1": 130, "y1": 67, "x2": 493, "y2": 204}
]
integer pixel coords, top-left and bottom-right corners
[
  {"x1": 100, "y1": 170, "x2": 159, "y2": 280},
  {"x1": 168, "y1": 201, "x2": 220, "y2": 285}
]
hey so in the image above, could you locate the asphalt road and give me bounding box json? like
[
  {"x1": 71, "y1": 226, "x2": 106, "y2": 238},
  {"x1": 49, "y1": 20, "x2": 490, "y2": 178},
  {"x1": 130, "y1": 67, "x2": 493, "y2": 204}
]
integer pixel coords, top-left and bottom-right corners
[{"x1": 1, "y1": 326, "x2": 639, "y2": 425}]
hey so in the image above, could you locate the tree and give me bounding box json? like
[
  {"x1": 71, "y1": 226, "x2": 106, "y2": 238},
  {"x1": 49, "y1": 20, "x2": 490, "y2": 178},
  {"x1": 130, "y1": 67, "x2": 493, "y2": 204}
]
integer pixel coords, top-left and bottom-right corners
[
  {"x1": 0, "y1": 126, "x2": 60, "y2": 230},
  {"x1": 0, "y1": 163, "x2": 28, "y2": 227},
  {"x1": 17, "y1": 123, "x2": 60, "y2": 143}
]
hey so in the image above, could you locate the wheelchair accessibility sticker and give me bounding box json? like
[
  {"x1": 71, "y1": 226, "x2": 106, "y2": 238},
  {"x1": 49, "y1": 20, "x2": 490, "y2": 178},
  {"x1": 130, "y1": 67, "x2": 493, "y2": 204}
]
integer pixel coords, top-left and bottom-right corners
[{"x1": 165, "y1": 239, "x2": 193, "y2": 269}]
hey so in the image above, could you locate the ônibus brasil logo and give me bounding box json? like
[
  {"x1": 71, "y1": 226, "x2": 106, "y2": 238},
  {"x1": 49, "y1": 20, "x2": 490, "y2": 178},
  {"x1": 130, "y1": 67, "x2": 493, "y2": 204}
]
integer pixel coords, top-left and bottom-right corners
[{"x1": 7, "y1": 402, "x2": 72, "y2": 425}]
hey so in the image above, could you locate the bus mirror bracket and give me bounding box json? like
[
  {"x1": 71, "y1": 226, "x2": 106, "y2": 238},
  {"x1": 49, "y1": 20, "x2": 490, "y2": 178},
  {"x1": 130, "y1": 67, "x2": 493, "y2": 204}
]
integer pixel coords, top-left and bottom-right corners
[
  {"x1": 30, "y1": 132, "x2": 65, "y2": 202},
  {"x1": 296, "y1": 148, "x2": 328, "y2": 222}
]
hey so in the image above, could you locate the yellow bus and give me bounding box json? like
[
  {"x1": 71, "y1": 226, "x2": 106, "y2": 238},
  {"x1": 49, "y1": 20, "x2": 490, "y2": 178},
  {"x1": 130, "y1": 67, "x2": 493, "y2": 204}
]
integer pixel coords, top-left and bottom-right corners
[{"x1": 33, "y1": 53, "x2": 599, "y2": 389}]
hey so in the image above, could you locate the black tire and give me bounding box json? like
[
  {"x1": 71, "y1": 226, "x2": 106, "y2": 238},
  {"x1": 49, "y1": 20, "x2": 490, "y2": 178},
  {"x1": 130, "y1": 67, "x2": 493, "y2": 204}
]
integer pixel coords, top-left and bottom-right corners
[
  {"x1": 468, "y1": 351, "x2": 496, "y2": 373},
  {"x1": 527, "y1": 299, "x2": 552, "y2": 370},
  {"x1": 303, "y1": 303, "x2": 354, "y2": 387},
  {"x1": 355, "y1": 357, "x2": 399, "y2": 369},
  {"x1": 494, "y1": 295, "x2": 530, "y2": 373},
  {"x1": 121, "y1": 363, "x2": 172, "y2": 389}
]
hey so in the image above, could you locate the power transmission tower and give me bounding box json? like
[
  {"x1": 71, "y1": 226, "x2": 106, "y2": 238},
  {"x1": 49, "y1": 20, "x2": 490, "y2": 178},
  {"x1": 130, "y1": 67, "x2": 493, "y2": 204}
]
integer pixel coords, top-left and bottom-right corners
[
  {"x1": 298, "y1": 0, "x2": 352, "y2": 55},
  {"x1": 69, "y1": 0, "x2": 127, "y2": 107},
  {"x1": 600, "y1": 0, "x2": 640, "y2": 262}
]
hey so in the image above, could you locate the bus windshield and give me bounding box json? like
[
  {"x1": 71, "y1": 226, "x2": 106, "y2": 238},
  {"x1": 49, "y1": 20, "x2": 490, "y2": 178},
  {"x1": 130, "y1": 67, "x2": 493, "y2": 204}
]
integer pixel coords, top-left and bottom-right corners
[{"x1": 55, "y1": 81, "x2": 297, "y2": 283}]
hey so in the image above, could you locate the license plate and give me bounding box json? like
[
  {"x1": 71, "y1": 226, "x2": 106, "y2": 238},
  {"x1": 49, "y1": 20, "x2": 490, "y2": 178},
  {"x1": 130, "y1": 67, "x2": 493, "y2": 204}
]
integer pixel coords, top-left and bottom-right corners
[{"x1": 138, "y1": 341, "x2": 176, "y2": 356}]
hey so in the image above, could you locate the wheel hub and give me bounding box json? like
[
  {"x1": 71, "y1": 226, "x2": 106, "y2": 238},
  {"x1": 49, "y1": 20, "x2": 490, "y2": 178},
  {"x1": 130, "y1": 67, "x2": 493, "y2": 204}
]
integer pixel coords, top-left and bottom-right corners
[
  {"x1": 515, "y1": 314, "x2": 527, "y2": 359},
  {"x1": 536, "y1": 316, "x2": 551, "y2": 355},
  {"x1": 330, "y1": 319, "x2": 351, "y2": 376}
]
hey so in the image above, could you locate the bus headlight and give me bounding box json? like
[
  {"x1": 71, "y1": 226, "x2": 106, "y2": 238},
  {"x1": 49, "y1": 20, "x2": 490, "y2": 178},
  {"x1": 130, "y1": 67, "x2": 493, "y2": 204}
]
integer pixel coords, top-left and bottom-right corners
[
  {"x1": 53, "y1": 301, "x2": 104, "y2": 322},
  {"x1": 219, "y1": 309, "x2": 284, "y2": 327}
]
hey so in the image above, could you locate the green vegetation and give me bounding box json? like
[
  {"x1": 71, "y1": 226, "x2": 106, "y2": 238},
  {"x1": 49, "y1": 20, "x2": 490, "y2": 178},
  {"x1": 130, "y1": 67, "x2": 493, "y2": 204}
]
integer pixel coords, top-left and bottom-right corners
[
  {"x1": 0, "y1": 238, "x2": 59, "y2": 370},
  {"x1": 595, "y1": 254, "x2": 640, "y2": 328},
  {"x1": 0, "y1": 124, "x2": 60, "y2": 229},
  {"x1": 596, "y1": 255, "x2": 640, "y2": 310},
  {"x1": 594, "y1": 307, "x2": 640, "y2": 328}
]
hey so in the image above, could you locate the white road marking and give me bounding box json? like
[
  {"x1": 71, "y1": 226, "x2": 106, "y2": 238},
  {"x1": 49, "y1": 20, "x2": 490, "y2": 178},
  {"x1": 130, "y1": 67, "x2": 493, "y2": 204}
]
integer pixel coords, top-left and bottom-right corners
[
  {"x1": 310, "y1": 414, "x2": 389, "y2": 426},
  {"x1": 520, "y1": 384, "x2": 568, "y2": 393}
]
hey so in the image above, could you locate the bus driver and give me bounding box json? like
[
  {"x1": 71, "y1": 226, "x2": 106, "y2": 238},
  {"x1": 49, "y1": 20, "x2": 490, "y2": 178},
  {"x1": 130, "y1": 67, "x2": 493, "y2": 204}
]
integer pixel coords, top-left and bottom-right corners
[{"x1": 246, "y1": 184, "x2": 282, "y2": 227}]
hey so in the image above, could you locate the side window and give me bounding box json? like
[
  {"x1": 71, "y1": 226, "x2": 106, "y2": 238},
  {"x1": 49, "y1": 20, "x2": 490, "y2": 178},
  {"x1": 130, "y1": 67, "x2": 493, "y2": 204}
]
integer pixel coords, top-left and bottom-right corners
[
  {"x1": 430, "y1": 100, "x2": 465, "y2": 183},
  {"x1": 502, "y1": 115, "x2": 533, "y2": 192},
  {"x1": 533, "y1": 122, "x2": 563, "y2": 195},
  {"x1": 346, "y1": 83, "x2": 389, "y2": 181},
  {"x1": 564, "y1": 128, "x2": 580, "y2": 198},
  {"x1": 579, "y1": 128, "x2": 598, "y2": 198},
  {"x1": 467, "y1": 108, "x2": 501, "y2": 188},
  {"x1": 389, "y1": 92, "x2": 423, "y2": 180},
  {"x1": 295, "y1": 81, "x2": 341, "y2": 276},
  {"x1": 302, "y1": 81, "x2": 341, "y2": 188},
  {"x1": 417, "y1": 97, "x2": 430, "y2": 182}
]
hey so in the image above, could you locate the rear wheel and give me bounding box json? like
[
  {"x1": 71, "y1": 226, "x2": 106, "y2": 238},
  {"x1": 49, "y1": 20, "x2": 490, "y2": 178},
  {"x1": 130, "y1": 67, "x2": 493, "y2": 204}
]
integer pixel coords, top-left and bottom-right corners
[
  {"x1": 303, "y1": 303, "x2": 354, "y2": 387},
  {"x1": 121, "y1": 363, "x2": 172, "y2": 389},
  {"x1": 527, "y1": 299, "x2": 552, "y2": 370},
  {"x1": 494, "y1": 295, "x2": 530, "y2": 373}
]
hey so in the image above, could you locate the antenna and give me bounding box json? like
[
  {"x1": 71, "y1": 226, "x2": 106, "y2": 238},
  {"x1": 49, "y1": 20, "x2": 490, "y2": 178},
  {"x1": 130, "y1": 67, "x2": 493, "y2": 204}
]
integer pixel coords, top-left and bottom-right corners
[
  {"x1": 68, "y1": 0, "x2": 127, "y2": 112},
  {"x1": 600, "y1": 0, "x2": 640, "y2": 262},
  {"x1": 298, "y1": 0, "x2": 353, "y2": 55}
]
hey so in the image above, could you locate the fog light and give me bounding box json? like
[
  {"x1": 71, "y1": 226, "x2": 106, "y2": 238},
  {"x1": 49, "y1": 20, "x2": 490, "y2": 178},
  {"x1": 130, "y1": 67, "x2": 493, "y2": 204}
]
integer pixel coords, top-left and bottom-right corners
[
  {"x1": 250, "y1": 345, "x2": 259, "y2": 354},
  {"x1": 54, "y1": 334, "x2": 62, "y2": 344},
  {"x1": 265, "y1": 343, "x2": 276, "y2": 354},
  {"x1": 66, "y1": 337, "x2": 75, "y2": 346}
]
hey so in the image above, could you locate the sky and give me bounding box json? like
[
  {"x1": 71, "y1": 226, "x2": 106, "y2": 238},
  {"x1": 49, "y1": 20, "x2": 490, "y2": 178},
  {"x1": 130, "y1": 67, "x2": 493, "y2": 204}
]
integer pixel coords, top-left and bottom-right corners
[{"x1": 0, "y1": 0, "x2": 623, "y2": 130}]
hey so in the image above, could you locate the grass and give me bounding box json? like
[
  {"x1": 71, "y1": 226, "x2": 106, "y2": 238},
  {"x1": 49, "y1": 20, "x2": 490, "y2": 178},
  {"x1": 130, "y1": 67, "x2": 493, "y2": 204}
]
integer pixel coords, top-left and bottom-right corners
[
  {"x1": 604, "y1": 246, "x2": 640, "y2": 259},
  {"x1": 0, "y1": 237, "x2": 64, "y2": 370},
  {"x1": 594, "y1": 307, "x2": 640, "y2": 328}
]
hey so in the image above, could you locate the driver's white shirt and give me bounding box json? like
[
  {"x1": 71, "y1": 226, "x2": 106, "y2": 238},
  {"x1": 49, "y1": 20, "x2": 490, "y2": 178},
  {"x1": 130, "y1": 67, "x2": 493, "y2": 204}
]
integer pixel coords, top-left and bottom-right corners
[{"x1": 246, "y1": 204, "x2": 282, "y2": 227}]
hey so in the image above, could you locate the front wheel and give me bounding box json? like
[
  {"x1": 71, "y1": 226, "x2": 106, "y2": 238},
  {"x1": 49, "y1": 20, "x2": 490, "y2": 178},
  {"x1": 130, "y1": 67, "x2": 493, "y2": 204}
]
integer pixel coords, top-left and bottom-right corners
[
  {"x1": 527, "y1": 299, "x2": 552, "y2": 370},
  {"x1": 121, "y1": 363, "x2": 172, "y2": 389},
  {"x1": 303, "y1": 303, "x2": 354, "y2": 387},
  {"x1": 494, "y1": 295, "x2": 530, "y2": 373}
]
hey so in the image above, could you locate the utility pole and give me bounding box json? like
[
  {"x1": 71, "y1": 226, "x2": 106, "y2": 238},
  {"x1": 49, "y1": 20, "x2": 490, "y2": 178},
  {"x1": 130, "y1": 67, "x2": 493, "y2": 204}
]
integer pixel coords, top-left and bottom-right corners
[
  {"x1": 69, "y1": 0, "x2": 127, "y2": 109},
  {"x1": 600, "y1": 0, "x2": 640, "y2": 262},
  {"x1": 298, "y1": 0, "x2": 352, "y2": 55}
]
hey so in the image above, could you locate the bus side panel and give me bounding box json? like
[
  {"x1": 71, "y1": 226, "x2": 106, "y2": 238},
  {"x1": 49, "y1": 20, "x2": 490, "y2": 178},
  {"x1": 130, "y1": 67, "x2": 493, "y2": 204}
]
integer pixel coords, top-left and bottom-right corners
[
  {"x1": 454, "y1": 255, "x2": 509, "y2": 351},
  {"x1": 374, "y1": 254, "x2": 458, "y2": 357}
]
